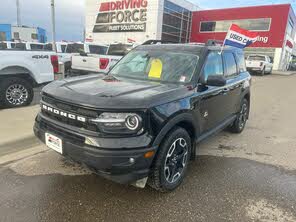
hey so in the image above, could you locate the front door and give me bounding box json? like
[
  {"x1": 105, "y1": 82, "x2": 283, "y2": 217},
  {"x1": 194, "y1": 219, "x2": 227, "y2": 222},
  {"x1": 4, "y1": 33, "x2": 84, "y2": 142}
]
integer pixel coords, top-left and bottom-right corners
[{"x1": 197, "y1": 51, "x2": 231, "y2": 133}]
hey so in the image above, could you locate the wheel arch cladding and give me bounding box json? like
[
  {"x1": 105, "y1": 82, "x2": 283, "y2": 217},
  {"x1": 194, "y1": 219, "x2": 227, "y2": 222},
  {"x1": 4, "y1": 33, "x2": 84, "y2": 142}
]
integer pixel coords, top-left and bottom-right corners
[{"x1": 152, "y1": 113, "x2": 199, "y2": 160}]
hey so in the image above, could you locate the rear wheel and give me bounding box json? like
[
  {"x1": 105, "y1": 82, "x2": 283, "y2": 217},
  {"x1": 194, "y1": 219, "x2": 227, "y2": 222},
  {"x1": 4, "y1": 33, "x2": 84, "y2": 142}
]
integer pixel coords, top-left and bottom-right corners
[
  {"x1": 0, "y1": 77, "x2": 33, "y2": 108},
  {"x1": 229, "y1": 98, "x2": 249, "y2": 134},
  {"x1": 148, "y1": 127, "x2": 192, "y2": 192}
]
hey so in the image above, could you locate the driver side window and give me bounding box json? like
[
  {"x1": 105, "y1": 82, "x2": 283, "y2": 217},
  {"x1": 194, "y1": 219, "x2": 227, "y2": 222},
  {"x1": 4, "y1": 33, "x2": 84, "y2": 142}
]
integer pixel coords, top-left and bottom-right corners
[{"x1": 203, "y1": 52, "x2": 223, "y2": 80}]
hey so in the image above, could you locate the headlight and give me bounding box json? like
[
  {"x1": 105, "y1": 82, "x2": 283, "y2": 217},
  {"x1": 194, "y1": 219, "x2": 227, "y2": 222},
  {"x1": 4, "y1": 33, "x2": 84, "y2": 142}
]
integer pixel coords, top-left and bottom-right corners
[{"x1": 91, "y1": 112, "x2": 143, "y2": 134}]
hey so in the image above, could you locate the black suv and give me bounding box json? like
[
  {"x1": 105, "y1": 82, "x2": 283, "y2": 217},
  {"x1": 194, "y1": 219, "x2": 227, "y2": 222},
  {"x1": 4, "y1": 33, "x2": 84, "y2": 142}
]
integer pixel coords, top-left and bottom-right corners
[{"x1": 34, "y1": 42, "x2": 251, "y2": 192}]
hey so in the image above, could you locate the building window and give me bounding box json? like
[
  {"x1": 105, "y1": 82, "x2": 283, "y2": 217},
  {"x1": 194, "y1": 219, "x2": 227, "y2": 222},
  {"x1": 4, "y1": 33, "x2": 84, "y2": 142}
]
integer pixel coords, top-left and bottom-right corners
[
  {"x1": 200, "y1": 18, "x2": 271, "y2": 32},
  {"x1": 13, "y1": 32, "x2": 20, "y2": 39},
  {"x1": 162, "y1": 0, "x2": 192, "y2": 43},
  {"x1": 287, "y1": 18, "x2": 294, "y2": 37},
  {"x1": 0, "y1": 32, "x2": 6, "y2": 41},
  {"x1": 31, "y1": 33, "x2": 38, "y2": 40}
]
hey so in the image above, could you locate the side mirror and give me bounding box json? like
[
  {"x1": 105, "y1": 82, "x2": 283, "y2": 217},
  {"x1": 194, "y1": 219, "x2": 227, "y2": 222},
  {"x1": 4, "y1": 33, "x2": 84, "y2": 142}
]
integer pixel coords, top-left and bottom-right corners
[{"x1": 203, "y1": 75, "x2": 226, "y2": 87}]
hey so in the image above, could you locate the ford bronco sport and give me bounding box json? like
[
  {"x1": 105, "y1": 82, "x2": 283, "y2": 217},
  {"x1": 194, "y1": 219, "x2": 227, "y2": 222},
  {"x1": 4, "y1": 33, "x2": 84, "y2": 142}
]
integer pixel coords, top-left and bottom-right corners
[{"x1": 34, "y1": 41, "x2": 251, "y2": 192}]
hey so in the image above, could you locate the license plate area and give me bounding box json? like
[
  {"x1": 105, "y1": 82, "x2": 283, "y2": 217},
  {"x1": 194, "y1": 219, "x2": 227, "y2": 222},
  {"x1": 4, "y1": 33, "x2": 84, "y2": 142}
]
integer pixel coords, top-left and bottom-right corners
[{"x1": 45, "y1": 133, "x2": 63, "y2": 154}]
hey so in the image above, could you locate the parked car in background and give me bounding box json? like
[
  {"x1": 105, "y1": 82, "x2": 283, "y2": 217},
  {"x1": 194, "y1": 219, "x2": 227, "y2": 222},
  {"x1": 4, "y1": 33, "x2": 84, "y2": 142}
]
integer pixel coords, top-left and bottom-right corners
[
  {"x1": 71, "y1": 43, "x2": 134, "y2": 74},
  {"x1": 44, "y1": 42, "x2": 71, "y2": 73},
  {"x1": 0, "y1": 50, "x2": 58, "y2": 108},
  {"x1": 246, "y1": 54, "x2": 273, "y2": 75}
]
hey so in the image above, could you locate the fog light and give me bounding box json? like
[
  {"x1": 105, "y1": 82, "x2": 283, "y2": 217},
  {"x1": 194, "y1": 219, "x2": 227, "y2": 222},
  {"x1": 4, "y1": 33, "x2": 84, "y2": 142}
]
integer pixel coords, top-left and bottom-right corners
[{"x1": 129, "y1": 158, "x2": 135, "y2": 164}]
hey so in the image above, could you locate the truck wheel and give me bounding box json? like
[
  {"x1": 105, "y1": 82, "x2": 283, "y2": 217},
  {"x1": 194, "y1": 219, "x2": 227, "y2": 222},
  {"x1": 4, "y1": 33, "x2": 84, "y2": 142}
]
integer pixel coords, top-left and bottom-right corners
[
  {"x1": 261, "y1": 67, "x2": 266, "y2": 76},
  {"x1": 229, "y1": 98, "x2": 249, "y2": 134},
  {"x1": 0, "y1": 77, "x2": 34, "y2": 108},
  {"x1": 148, "y1": 127, "x2": 192, "y2": 192}
]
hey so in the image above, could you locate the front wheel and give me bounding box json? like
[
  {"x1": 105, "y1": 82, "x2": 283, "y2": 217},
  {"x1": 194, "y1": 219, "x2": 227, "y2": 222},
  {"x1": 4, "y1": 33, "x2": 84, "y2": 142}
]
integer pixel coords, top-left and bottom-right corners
[
  {"x1": 229, "y1": 98, "x2": 249, "y2": 134},
  {"x1": 0, "y1": 77, "x2": 34, "y2": 108},
  {"x1": 148, "y1": 127, "x2": 192, "y2": 192},
  {"x1": 260, "y1": 67, "x2": 266, "y2": 76}
]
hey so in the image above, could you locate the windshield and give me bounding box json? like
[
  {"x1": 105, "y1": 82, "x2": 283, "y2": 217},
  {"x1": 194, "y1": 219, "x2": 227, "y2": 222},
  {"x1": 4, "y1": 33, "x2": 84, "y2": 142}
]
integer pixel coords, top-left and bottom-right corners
[
  {"x1": 110, "y1": 50, "x2": 199, "y2": 84},
  {"x1": 248, "y1": 55, "x2": 265, "y2": 61}
]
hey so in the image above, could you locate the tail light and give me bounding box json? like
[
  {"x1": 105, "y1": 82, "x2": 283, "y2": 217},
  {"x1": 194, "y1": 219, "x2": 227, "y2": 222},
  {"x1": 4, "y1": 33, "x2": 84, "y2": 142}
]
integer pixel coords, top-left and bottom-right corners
[
  {"x1": 50, "y1": 55, "x2": 59, "y2": 74},
  {"x1": 100, "y1": 58, "x2": 110, "y2": 70}
]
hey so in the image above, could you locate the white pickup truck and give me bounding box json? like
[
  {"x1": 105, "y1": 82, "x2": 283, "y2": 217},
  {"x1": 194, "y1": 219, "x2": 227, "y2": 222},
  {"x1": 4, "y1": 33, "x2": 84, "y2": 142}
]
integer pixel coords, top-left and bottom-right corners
[
  {"x1": 246, "y1": 55, "x2": 273, "y2": 75},
  {"x1": 71, "y1": 43, "x2": 134, "y2": 74},
  {"x1": 0, "y1": 50, "x2": 58, "y2": 108}
]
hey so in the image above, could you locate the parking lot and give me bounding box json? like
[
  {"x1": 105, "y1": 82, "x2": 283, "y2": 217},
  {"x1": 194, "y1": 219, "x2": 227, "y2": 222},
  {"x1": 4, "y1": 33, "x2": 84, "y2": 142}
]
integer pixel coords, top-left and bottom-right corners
[{"x1": 1, "y1": 74, "x2": 296, "y2": 222}]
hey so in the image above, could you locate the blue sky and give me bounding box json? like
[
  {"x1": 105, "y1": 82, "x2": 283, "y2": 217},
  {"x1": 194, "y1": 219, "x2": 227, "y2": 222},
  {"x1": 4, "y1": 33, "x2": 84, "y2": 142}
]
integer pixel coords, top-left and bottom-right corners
[{"x1": 0, "y1": 0, "x2": 295, "y2": 41}]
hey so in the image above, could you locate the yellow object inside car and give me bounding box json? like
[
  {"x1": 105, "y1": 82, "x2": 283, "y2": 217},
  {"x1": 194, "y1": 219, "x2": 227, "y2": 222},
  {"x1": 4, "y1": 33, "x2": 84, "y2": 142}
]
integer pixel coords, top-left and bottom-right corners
[{"x1": 148, "y1": 59, "x2": 163, "y2": 79}]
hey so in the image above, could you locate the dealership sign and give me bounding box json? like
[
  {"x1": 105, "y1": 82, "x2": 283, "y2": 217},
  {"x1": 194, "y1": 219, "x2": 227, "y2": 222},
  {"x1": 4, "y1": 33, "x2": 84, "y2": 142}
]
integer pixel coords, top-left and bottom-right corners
[{"x1": 93, "y1": 0, "x2": 148, "y2": 33}]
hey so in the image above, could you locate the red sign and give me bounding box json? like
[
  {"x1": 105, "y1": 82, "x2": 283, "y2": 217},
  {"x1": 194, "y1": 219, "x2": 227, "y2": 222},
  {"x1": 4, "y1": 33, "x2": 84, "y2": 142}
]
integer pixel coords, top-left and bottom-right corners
[
  {"x1": 99, "y1": 0, "x2": 148, "y2": 12},
  {"x1": 191, "y1": 4, "x2": 294, "y2": 48}
]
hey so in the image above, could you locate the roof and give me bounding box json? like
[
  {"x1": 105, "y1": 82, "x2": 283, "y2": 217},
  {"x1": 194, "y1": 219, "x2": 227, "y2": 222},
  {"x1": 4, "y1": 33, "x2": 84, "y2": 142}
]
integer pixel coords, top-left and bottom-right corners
[{"x1": 136, "y1": 43, "x2": 242, "y2": 55}]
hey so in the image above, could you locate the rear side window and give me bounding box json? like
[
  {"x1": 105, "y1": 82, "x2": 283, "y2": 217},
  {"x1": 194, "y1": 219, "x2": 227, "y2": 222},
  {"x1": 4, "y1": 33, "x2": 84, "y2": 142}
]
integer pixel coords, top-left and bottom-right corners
[
  {"x1": 235, "y1": 52, "x2": 247, "y2": 73},
  {"x1": 203, "y1": 52, "x2": 224, "y2": 80},
  {"x1": 61, "y1": 45, "x2": 66, "y2": 53},
  {"x1": 66, "y1": 43, "x2": 84, "y2": 53},
  {"x1": 224, "y1": 52, "x2": 237, "y2": 76},
  {"x1": 14, "y1": 43, "x2": 26, "y2": 50},
  {"x1": 44, "y1": 43, "x2": 53, "y2": 51},
  {"x1": 0, "y1": 42, "x2": 7, "y2": 50},
  {"x1": 89, "y1": 45, "x2": 108, "y2": 55},
  {"x1": 30, "y1": 44, "x2": 44, "y2": 50}
]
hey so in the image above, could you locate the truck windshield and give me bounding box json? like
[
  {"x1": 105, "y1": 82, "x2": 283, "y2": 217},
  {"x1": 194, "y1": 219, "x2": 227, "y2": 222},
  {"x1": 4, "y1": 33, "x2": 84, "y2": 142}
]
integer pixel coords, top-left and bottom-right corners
[
  {"x1": 248, "y1": 56, "x2": 265, "y2": 61},
  {"x1": 110, "y1": 50, "x2": 199, "y2": 84},
  {"x1": 65, "y1": 43, "x2": 84, "y2": 53}
]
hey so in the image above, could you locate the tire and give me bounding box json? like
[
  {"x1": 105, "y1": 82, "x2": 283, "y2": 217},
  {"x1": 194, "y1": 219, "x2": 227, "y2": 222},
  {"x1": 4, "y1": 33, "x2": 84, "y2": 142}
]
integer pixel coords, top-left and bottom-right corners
[
  {"x1": 0, "y1": 77, "x2": 34, "y2": 108},
  {"x1": 148, "y1": 127, "x2": 192, "y2": 192},
  {"x1": 229, "y1": 98, "x2": 249, "y2": 134},
  {"x1": 260, "y1": 67, "x2": 266, "y2": 76}
]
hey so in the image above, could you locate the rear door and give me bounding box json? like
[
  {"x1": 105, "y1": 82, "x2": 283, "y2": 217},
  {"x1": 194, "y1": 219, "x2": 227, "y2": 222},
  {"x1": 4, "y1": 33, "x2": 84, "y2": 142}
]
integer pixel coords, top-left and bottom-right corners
[{"x1": 223, "y1": 51, "x2": 245, "y2": 115}]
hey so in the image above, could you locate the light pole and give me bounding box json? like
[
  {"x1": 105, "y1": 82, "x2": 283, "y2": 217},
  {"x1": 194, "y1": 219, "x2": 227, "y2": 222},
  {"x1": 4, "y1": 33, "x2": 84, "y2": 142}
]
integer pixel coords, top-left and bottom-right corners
[
  {"x1": 51, "y1": 0, "x2": 57, "y2": 52},
  {"x1": 16, "y1": 0, "x2": 21, "y2": 26}
]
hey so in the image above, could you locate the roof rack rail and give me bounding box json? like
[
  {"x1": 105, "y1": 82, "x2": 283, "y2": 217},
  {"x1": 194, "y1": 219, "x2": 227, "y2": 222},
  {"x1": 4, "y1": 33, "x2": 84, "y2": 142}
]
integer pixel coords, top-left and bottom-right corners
[
  {"x1": 142, "y1": 40, "x2": 177, "y2": 45},
  {"x1": 206, "y1": 39, "x2": 224, "y2": 46}
]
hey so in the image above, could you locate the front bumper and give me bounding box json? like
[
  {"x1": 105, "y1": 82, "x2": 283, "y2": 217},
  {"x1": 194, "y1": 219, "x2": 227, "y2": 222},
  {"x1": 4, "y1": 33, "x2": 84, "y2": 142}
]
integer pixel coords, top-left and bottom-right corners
[{"x1": 34, "y1": 115, "x2": 157, "y2": 184}]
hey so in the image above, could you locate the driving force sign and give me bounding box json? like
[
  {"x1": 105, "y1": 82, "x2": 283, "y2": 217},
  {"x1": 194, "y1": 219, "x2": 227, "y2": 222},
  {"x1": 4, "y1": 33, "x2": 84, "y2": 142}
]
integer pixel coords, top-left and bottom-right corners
[{"x1": 93, "y1": 0, "x2": 148, "y2": 33}]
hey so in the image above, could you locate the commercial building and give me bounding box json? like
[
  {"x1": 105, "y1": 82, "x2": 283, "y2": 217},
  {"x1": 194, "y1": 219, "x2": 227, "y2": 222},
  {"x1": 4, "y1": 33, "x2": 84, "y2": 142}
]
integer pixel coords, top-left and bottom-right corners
[
  {"x1": 85, "y1": 0, "x2": 199, "y2": 44},
  {"x1": 190, "y1": 4, "x2": 296, "y2": 71},
  {"x1": 85, "y1": 2, "x2": 296, "y2": 71},
  {"x1": 0, "y1": 24, "x2": 47, "y2": 43}
]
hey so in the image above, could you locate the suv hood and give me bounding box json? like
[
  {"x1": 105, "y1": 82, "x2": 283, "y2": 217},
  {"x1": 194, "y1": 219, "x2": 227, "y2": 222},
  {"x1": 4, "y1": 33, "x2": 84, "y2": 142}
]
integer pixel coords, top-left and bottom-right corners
[{"x1": 42, "y1": 74, "x2": 194, "y2": 109}]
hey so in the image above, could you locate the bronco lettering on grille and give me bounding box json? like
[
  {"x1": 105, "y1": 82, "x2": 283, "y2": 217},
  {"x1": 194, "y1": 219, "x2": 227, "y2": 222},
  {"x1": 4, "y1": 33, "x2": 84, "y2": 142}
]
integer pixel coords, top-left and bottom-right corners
[{"x1": 42, "y1": 104, "x2": 86, "y2": 123}]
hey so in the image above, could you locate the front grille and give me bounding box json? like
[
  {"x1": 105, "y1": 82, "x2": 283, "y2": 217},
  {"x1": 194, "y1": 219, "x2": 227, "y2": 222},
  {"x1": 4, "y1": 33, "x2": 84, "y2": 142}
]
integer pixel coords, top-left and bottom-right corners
[
  {"x1": 41, "y1": 93, "x2": 99, "y2": 132},
  {"x1": 42, "y1": 94, "x2": 98, "y2": 118},
  {"x1": 40, "y1": 120, "x2": 85, "y2": 145}
]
